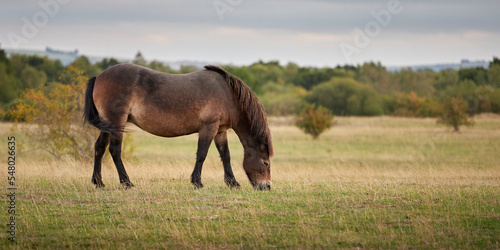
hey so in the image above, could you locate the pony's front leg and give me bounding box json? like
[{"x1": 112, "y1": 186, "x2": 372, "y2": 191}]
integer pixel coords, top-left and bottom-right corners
[
  {"x1": 214, "y1": 131, "x2": 241, "y2": 189},
  {"x1": 191, "y1": 123, "x2": 219, "y2": 189}
]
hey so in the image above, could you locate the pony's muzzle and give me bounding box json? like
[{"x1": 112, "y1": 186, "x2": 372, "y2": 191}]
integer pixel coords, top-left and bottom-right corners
[{"x1": 254, "y1": 181, "x2": 272, "y2": 191}]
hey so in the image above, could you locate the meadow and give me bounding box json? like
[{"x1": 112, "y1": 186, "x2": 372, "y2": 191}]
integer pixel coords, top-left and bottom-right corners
[{"x1": 1, "y1": 116, "x2": 499, "y2": 249}]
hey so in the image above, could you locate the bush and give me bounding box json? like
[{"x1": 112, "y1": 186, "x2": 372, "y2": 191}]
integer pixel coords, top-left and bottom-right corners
[
  {"x1": 437, "y1": 97, "x2": 474, "y2": 132},
  {"x1": 393, "y1": 91, "x2": 442, "y2": 117},
  {"x1": 9, "y1": 66, "x2": 134, "y2": 160},
  {"x1": 295, "y1": 104, "x2": 334, "y2": 139}
]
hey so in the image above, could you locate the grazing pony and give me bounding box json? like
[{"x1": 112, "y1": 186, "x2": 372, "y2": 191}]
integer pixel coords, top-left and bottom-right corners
[{"x1": 83, "y1": 64, "x2": 273, "y2": 190}]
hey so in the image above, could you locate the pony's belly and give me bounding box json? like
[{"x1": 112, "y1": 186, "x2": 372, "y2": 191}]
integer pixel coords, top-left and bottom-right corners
[{"x1": 129, "y1": 113, "x2": 200, "y2": 137}]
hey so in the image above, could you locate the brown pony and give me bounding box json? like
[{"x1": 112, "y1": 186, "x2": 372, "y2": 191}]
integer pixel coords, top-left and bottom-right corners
[{"x1": 83, "y1": 64, "x2": 273, "y2": 190}]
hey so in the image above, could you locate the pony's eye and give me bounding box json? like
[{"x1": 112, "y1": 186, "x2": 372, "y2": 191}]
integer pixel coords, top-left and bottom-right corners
[{"x1": 262, "y1": 160, "x2": 270, "y2": 167}]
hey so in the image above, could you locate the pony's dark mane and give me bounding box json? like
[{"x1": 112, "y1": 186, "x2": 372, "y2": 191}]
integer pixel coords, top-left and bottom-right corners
[{"x1": 204, "y1": 65, "x2": 273, "y2": 156}]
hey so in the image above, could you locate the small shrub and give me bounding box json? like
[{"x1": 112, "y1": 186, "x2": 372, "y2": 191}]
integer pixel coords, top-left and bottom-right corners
[
  {"x1": 9, "y1": 66, "x2": 134, "y2": 160},
  {"x1": 437, "y1": 97, "x2": 474, "y2": 132},
  {"x1": 295, "y1": 104, "x2": 334, "y2": 139},
  {"x1": 393, "y1": 91, "x2": 442, "y2": 117}
]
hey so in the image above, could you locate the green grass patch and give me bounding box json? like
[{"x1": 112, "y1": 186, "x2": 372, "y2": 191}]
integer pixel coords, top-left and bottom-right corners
[{"x1": 1, "y1": 116, "x2": 500, "y2": 248}]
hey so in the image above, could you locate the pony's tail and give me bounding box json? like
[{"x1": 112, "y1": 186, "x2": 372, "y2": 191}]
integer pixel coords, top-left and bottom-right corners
[{"x1": 83, "y1": 77, "x2": 119, "y2": 133}]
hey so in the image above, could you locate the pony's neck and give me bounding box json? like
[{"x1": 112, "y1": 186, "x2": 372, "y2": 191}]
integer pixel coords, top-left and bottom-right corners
[{"x1": 233, "y1": 116, "x2": 258, "y2": 151}]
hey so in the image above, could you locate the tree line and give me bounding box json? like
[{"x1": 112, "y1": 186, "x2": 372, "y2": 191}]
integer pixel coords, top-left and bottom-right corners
[{"x1": 1, "y1": 48, "x2": 499, "y2": 119}]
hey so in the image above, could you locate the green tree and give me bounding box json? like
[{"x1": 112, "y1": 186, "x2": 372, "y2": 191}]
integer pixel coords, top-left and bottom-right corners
[
  {"x1": 380, "y1": 95, "x2": 397, "y2": 115},
  {"x1": 97, "y1": 57, "x2": 120, "y2": 70},
  {"x1": 148, "y1": 60, "x2": 175, "y2": 73},
  {"x1": 0, "y1": 50, "x2": 21, "y2": 114},
  {"x1": 37, "y1": 56, "x2": 64, "y2": 82},
  {"x1": 283, "y1": 62, "x2": 299, "y2": 83},
  {"x1": 223, "y1": 65, "x2": 259, "y2": 93},
  {"x1": 296, "y1": 104, "x2": 334, "y2": 139},
  {"x1": 487, "y1": 63, "x2": 500, "y2": 87},
  {"x1": 9, "y1": 54, "x2": 64, "y2": 82},
  {"x1": 441, "y1": 79, "x2": 476, "y2": 98},
  {"x1": 260, "y1": 81, "x2": 307, "y2": 116},
  {"x1": 306, "y1": 77, "x2": 383, "y2": 116},
  {"x1": 0, "y1": 63, "x2": 20, "y2": 110},
  {"x1": 356, "y1": 62, "x2": 393, "y2": 94},
  {"x1": 490, "y1": 88, "x2": 500, "y2": 113},
  {"x1": 20, "y1": 65, "x2": 47, "y2": 89},
  {"x1": 458, "y1": 67, "x2": 487, "y2": 84},
  {"x1": 291, "y1": 67, "x2": 344, "y2": 90},
  {"x1": 346, "y1": 95, "x2": 361, "y2": 115},
  {"x1": 248, "y1": 61, "x2": 284, "y2": 93},
  {"x1": 179, "y1": 65, "x2": 198, "y2": 74},
  {"x1": 71, "y1": 56, "x2": 100, "y2": 77},
  {"x1": 438, "y1": 79, "x2": 494, "y2": 115},
  {"x1": 434, "y1": 70, "x2": 459, "y2": 91},
  {"x1": 393, "y1": 68, "x2": 436, "y2": 98},
  {"x1": 250, "y1": 60, "x2": 284, "y2": 83},
  {"x1": 437, "y1": 97, "x2": 474, "y2": 132},
  {"x1": 0, "y1": 47, "x2": 9, "y2": 63},
  {"x1": 491, "y1": 57, "x2": 500, "y2": 66},
  {"x1": 26, "y1": 55, "x2": 64, "y2": 82}
]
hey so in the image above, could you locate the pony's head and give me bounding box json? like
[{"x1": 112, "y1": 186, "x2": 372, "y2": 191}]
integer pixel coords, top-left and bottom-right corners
[{"x1": 242, "y1": 136, "x2": 272, "y2": 190}]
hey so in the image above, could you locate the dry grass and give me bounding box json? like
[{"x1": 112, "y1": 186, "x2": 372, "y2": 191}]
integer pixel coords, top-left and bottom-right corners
[{"x1": 1, "y1": 116, "x2": 500, "y2": 248}]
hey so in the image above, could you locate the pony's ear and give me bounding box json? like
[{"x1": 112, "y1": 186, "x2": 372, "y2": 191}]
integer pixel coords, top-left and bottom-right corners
[
  {"x1": 257, "y1": 135, "x2": 273, "y2": 157},
  {"x1": 266, "y1": 136, "x2": 273, "y2": 157},
  {"x1": 258, "y1": 136, "x2": 269, "y2": 145},
  {"x1": 258, "y1": 136, "x2": 272, "y2": 156}
]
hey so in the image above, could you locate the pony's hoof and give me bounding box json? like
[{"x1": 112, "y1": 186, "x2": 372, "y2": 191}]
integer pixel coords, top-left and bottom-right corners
[
  {"x1": 92, "y1": 180, "x2": 106, "y2": 188},
  {"x1": 121, "y1": 181, "x2": 135, "y2": 189},
  {"x1": 225, "y1": 179, "x2": 241, "y2": 189},
  {"x1": 192, "y1": 182, "x2": 204, "y2": 189}
]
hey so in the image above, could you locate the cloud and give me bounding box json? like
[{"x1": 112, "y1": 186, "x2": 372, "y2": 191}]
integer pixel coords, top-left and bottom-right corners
[
  {"x1": 4, "y1": 0, "x2": 499, "y2": 33},
  {"x1": 297, "y1": 32, "x2": 349, "y2": 43},
  {"x1": 1, "y1": 0, "x2": 499, "y2": 66},
  {"x1": 3, "y1": 0, "x2": 500, "y2": 35}
]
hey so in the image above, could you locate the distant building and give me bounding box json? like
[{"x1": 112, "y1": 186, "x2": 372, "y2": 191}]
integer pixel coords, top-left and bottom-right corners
[
  {"x1": 460, "y1": 59, "x2": 489, "y2": 69},
  {"x1": 3, "y1": 46, "x2": 210, "y2": 70},
  {"x1": 5, "y1": 47, "x2": 78, "y2": 66},
  {"x1": 387, "y1": 59, "x2": 491, "y2": 72}
]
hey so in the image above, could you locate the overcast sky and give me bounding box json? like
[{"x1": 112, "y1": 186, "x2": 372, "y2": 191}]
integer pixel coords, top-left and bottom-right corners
[{"x1": 1, "y1": 0, "x2": 499, "y2": 67}]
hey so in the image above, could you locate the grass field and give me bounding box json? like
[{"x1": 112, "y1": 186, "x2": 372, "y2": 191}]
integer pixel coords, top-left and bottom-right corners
[{"x1": 1, "y1": 116, "x2": 500, "y2": 248}]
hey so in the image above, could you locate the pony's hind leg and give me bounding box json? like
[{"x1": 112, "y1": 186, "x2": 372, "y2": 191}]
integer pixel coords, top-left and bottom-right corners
[
  {"x1": 214, "y1": 131, "x2": 241, "y2": 189},
  {"x1": 92, "y1": 131, "x2": 110, "y2": 187},
  {"x1": 109, "y1": 132, "x2": 134, "y2": 188}
]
